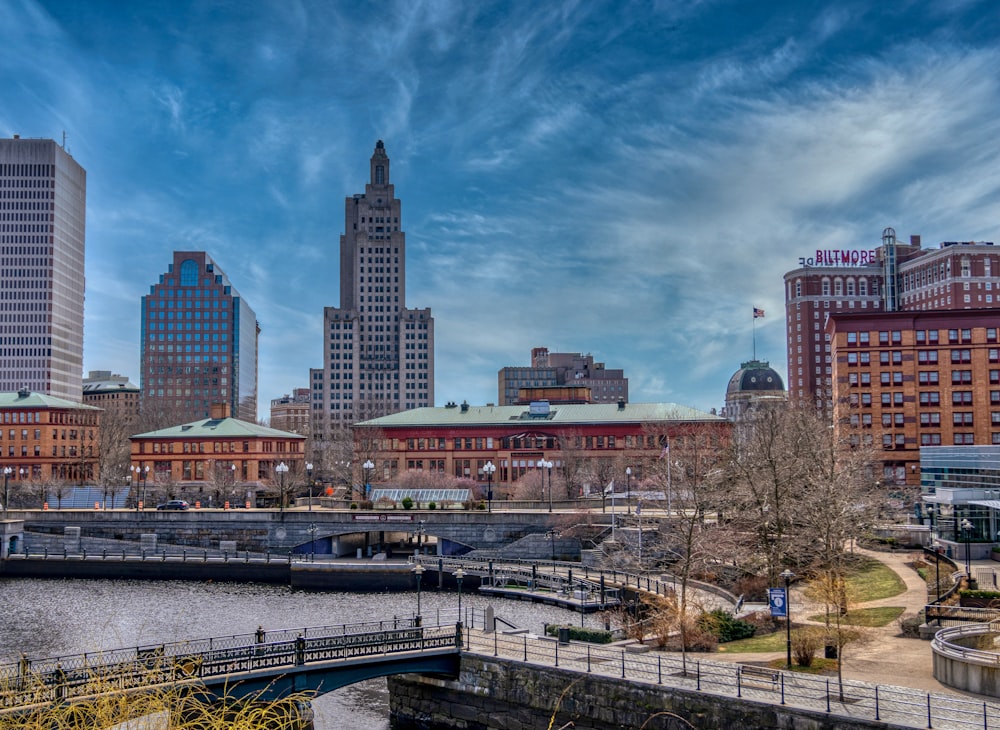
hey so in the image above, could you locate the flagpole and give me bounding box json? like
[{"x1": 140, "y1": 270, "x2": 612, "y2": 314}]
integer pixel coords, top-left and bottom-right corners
[{"x1": 752, "y1": 309, "x2": 757, "y2": 361}]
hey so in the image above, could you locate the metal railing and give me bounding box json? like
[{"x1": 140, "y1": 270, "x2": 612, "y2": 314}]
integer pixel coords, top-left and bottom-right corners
[
  {"x1": 0, "y1": 618, "x2": 459, "y2": 710},
  {"x1": 465, "y1": 629, "x2": 1000, "y2": 729},
  {"x1": 932, "y1": 623, "x2": 1000, "y2": 666}
]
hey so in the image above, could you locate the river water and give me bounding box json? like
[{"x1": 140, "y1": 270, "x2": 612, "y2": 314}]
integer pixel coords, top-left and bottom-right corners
[{"x1": 0, "y1": 576, "x2": 603, "y2": 728}]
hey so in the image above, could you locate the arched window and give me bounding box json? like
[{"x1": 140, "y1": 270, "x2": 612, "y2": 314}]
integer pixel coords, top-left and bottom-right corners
[
  {"x1": 961, "y1": 257, "x2": 971, "y2": 277},
  {"x1": 834, "y1": 278, "x2": 843, "y2": 296},
  {"x1": 822, "y1": 278, "x2": 830, "y2": 296},
  {"x1": 846, "y1": 278, "x2": 855, "y2": 295},
  {"x1": 180, "y1": 259, "x2": 199, "y2": 287},
  {"x1": 375, "y1": 165, "x2": 385, "y2": 185},
  {"x1": 859, "y1": 278, "x2": 868, "y2": 295}
]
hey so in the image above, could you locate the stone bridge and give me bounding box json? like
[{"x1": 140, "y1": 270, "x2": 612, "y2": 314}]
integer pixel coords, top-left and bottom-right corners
[{"x1": 11, "y1": 508, "x2": 605, "y2": 557}]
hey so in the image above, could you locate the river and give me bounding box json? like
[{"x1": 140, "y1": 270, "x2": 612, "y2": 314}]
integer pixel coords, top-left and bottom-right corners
[{"x1": 0, "y1": 576, "x2": 604, "y2": 728}]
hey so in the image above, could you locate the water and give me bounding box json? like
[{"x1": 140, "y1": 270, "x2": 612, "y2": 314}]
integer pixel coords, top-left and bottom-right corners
[{"x1": 0, "y1": 576, "x2": 603, "y2": 728}]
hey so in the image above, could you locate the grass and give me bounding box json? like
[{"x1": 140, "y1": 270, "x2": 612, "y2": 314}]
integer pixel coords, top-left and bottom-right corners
[
  {"x1": 843, "y1": 558, "x2": 906, "y2": 602},
  {"x1": 765, "y1": 657, "x2": 838, "y2": 674},
  {"x1": 718, "y1": 628, "x2": 798, "y2": 653},
  {"x1": 806, "y1": 606, "x2": 904, "y2": 627}
]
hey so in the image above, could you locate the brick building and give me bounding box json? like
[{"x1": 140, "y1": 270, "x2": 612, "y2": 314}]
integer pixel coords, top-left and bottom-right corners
[
  {"x1": 0, "y1": 388, "x2": 101, "y2": 489},
  {"x1": 270, "y1": 388, "x2": 310, "y2": 435},
  {"x1": 129, "y1": 404, "x2": 305, "y2": 506},
  {"x1": 354, "y1": 400, "x2": 727, "y2": 497},
  {"x1": 829, "y1": 309, "x2": 1000, "y2": 486},
  {"x1": 498, "y1": 348, "x2": 628, "y2": 405},
  {"x1": 785, "y1": 228, "x2": 1000, "y2": 413}
]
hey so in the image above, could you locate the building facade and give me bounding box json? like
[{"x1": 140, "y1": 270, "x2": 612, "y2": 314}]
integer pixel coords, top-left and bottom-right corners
[
  {"x1": 311, "y1": 141, "x2": 434, "y2": 436},
  {"x1": 82, "y1": 370, "x2": 140, "y2": 414},
  {"x1": 0, "y1": 136, "x2": 86, "y2": 401},
  {"x1": 498, "y1": 348, "x2": 628, "y2": 405},
  {"x1": 354, "y1": 400, "x2": 727, "y2": 496},
  {"x1": 0, "y1": 389, "x2": 101, "y2": 493},
  {"x1": 140, "y1": 252, "x2": 259, "y2": 423},
  {"x1": 784, "y1": 228, "x2": 1000, "y2": 412},
  {"x1": 270, "y1": 388, "x2": 310, "y2": 435},
  {"x1": 829, "y1": 309, "x2": 1000, "y2": 486},
  {"x1": 723, "y1": 360, "x2": 787, "y2": 421},
  {"x1": 129, "y1": 405, "x2": 306, "y2": 506}
]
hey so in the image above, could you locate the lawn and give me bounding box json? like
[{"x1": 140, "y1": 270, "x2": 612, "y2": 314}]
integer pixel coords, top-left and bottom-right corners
[
  {"x1": 806, "y1": 606, "x2": 904, "y2": 627},
  {"x1": 717, "y1": 628, "x2": 797, "y2": 653},
  {"x1": 843, "y1": 558, "x2": 906, "y2": 602}
]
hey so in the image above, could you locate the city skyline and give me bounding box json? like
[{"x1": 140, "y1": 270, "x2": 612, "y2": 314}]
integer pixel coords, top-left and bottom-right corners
[{"x1": 4, "y1": 2, "x2": 1000, "y2": 419}]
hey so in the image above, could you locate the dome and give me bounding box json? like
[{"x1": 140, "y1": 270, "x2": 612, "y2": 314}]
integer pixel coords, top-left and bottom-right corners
[{"x1": 727, "y1": 360, "x2": 785, "y2": 394}]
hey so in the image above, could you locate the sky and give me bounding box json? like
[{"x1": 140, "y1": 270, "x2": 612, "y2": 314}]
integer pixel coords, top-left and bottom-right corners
[{"x1": 4, "y1": 0, "x2": 1000, "y2": 421}]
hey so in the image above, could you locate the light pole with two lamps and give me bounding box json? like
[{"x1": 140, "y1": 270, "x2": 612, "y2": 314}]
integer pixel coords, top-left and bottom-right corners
[
  {"x1": 306, "y1": 462, "x2": 314, "y2": 511},
  {"x1": 275, "y1": 462, "x2": 289, "y2": 512},
  {"x1": 625, "y1": 466, "x2": 632, "y2": 514},
  {"x1": 483, "y1": 461, "x2": 496, "y2": 512},
  {"x1": 363, "y1": 459, "x2": 374, "y2": 502},
  {"x1": 2, "y1": 466, "x2": 11, "y2": 516},
  {"x1": 538, "y1": 459, "x2": 553, "y2": 512}
]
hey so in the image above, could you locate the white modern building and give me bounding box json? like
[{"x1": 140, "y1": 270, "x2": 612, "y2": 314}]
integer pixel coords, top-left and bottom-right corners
[{"x1": 0, "y1": 136, "x2": 86, "y2": 401}]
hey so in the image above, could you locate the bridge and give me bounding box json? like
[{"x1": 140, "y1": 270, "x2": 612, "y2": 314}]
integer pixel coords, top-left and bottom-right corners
[{"x1": 0, "y1": 618, "x2": 461, "y2": 714}]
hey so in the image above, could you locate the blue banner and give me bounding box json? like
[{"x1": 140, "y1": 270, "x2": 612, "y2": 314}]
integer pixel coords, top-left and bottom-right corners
[{"x1": 768, "y1": 587, "x2": 787, "y2": 617}]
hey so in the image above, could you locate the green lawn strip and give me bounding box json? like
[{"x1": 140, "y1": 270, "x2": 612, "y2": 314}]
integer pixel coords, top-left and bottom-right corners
[
  {"x1": 805, "y1": 606, "x2": 904, "y2": 627},
  {"x1": 842, "y1": 558, "x2": 907, "y2": 602},
  {"x1": 766, "y1": 657, "x2": 838, "y2": 674},
  {"x1": 717, "y1": 628, "x2": 799, "y2": 653}
]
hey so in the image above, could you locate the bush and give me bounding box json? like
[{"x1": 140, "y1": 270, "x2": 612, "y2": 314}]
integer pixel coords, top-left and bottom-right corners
[
  {"x1": 960, "y1": 589, "x2": 1000, "y2": 599},
  {"x1": 740, "y1": 610, "x2": 780, "y2": 635},
  {"x1": 349, "y1": 502, "x2": 358, "y2": 510},
  {"x1": 697, "y1": 609, "x2": 756, "y2": 643},
  {"x1": 661, "y1": 620, "x2": 718, "y2": 653},
  {"x1": 897, "y1": 611, "x2": 924, "y2": 637},
  {"x1": 792, "y1": 626, "x2": 826, "y2": 668},
  {"x1": 732, "y1": 574, "x2": 769, "y2": 602},
  {"x1": 401, "y1": 496, "x2": 414, "y2": 510},
  {"x1": 428, "y1": 501, "x2": 437, "y2": 510},
  {"x1": 544, "y1": 624, "x2": 614, "y2": 644}
]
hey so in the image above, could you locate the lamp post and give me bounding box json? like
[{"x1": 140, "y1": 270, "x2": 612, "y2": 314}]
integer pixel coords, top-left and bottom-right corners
[
  {"x1": 131, "y1": 466, "x2": 139, "y2": 513},
  {"x1": 306, "y1": 462, "x2": 314, "y2": 512},
  {"x1": 537, "y1": 459, "x2": 553, "y2": 512},
  {"x1": 275, "y1": 462, "x2": 289, "y2": 512},
  {"x1": 413, "y1": 564, "x2": 425, "y2": 626},
  {"x1": 2, "y1": 466, "x2": 11, "y2": 517},
  {"x1": 309, "y1": 522, "x2": 317, "y2": 562},
  {"x1": 363, "y1": 459, "x2": 374, "y2": 502},
  {"x1": 132, "y1": 465, "x2": 149, "y2": 511},
  {"x1": 454, "y1": 568, "x2": 466, "y2": 625},
  {"x1": 961, "y1": 518, "x2": 974, "y2": 579},
  {"x1": 780, "y1": 569, "x2": 795, "y2": 669},
  {"x1": 546, "y1": 529, "x2": 559, "y2": 562},
  {"x1": 483, "y1": 461, "x2": 496, "y2": 513},
  {"x1": 625, "y1": 466, "x2": 632, "y2": 514}
]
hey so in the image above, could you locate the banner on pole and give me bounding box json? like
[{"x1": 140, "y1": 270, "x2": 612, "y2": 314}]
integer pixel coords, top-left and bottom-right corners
[{"x1": 768, "y1": 587, "x2": 787, "y2": 617}]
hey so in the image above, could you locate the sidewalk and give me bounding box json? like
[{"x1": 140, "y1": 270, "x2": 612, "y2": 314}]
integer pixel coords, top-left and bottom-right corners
[{"x1": 712, "y1": 548, "x2": 968, "y2": 696}]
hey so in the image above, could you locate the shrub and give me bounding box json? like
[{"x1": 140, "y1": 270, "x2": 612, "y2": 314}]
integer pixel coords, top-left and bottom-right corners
[
  {"x1": 401, "y1": 496, "x2": 414, "y2": 510},
  {"x1": 740, "y1": 610, "x2": 780, "y2": 635},
  {"x1": 897, "y1": 611, "x2": 924, "y2": 637},
  {"x1": 792, "y1": 626, "x2": 826, "y2": 668},
  {"x1": 428, "y1": 501, "x2": 437, "y2": 510},
  {"x1": 960, "y1": 589, "x2": 1000, "y2": 599},
  {"x1": 544, "y1": 624, "x2": 614, "y2": 644},
  {"x1": 697, "y1": 609, "x2": 756, "y2": 643},
  {"x1": 732, "y1": 574, "x2": 769, "y2": 602},
  {"x1": 349, "y1": 502, "x2": 358, "y2": 510}
]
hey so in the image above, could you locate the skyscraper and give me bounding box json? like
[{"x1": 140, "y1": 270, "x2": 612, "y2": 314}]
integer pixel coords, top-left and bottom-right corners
[
  {"x1": 140, "y1": 252, "x2": 259, "y2": 423},
  {"x1": 0, "y1": 136, "x2": 86, "y2": 401},
  {"x1": 311, "y1": 141, "x2": 434, "y2": 437}
]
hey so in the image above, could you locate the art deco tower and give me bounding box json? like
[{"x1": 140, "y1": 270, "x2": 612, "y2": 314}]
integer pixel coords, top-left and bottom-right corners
[
  {"x1": 311, "y1": 141, "x2": 434, "y2": 436},
  {"x1": 0, "y1": 136, "x2": 86, "y2": 401}
]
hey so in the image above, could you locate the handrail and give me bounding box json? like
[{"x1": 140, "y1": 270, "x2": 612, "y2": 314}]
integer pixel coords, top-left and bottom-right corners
[{"x1": 932, "y1": 623, "x2": 1000, "y2": 666}]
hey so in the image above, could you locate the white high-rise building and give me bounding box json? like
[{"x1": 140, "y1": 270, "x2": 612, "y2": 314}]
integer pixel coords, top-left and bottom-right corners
[
  {"x1": 0, "y1": 136, "x2": 86, "y2": 401},
  {"x1": 311, "y1": 141, "x2": 434, "y2": 436}
]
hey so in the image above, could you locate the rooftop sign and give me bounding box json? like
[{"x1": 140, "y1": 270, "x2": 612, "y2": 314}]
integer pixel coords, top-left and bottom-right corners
[{"x1": 799, "y1": 249, "x2": 879, "y2": 267}]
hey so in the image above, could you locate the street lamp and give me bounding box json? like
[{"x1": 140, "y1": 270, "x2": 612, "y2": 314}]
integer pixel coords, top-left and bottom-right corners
[
  {"x1": 625, "y1": 466, "x2": 632, "y2": 514},
  {"x1": 309, "y1": 522, "x2": 317, "y2": 562},
  {"x1": 547, "y1": 529, "x2": 559, "y2": 561},
  {"x1": 132, "y1": 465, "x2": 149, "y2": 511},
  {"x1": 961, "y1": 518, "x2": 974, "y2": 579},
  {"x1": 454, "y1": 568, "x2": 466, "y2": 625},
  {"x1": 363, "y1": 459, "x2": 374, "y2": 502},
  {"x1": 780, "y1": 569, "x2": 795, "y2": 669},
  {"x1": 275, "y1": 462, "x2": 289, "y2": 511},
  {"x1": 413, "y1": 564, "x2": 425, "y2": 626},
  {"x1": 538, "y1": 459, "x2": 553, "y2": 512},
  {"x1": 2, "y1": 466, "x2": 11, "y2": 516},
  {"x1": 483, "y1": 461, "x2": 496, "y2": 513},
  {"x1": 306, "y1": 462, "x2": 314, "y2": 512}
]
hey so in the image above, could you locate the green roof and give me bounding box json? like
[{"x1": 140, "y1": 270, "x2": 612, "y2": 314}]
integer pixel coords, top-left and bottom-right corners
[
  {"x1": 357, "y1": 402, "x2": 723, "y2": 428},
  {"x1": 131, "y1": 417, "x2": 306, "y2": 440},
  {"x1": 0, "y1": 390, "x2": 100, "y2": 411}
]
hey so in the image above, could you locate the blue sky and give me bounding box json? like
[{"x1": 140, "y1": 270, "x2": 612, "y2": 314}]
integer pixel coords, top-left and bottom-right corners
[{"x1": 4, "y1": 0, "x2": 1000, "y2": 420}]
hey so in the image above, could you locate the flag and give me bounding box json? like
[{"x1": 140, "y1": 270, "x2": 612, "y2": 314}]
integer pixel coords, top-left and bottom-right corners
[
  {"x1": 604, "y1": 479, "x2": 614, "y2": 495},
  {"x1": 753, "y1": 307, "x2": 765, "y2": 319},
  {"x1": 659, "y1": 442, "x2": 669, "y2": 459}
]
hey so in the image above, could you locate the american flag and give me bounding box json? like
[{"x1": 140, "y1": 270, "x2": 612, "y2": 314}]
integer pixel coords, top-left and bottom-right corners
[
  {"x1": 753, "y1": 307, "x2": 765, "y2": 319},
  {"x1": 659, "y1": 442, "x2": 669, "y2": 459}
]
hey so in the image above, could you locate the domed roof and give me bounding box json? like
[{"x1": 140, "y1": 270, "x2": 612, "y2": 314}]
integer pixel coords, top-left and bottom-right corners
[{"x1": 727, "y1": 360, "x2": 785, "y2": 394}]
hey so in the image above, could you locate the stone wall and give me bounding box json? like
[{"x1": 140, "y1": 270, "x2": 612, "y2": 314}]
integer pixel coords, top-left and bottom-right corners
[{"x1": 388, "y1": 654, "x2": 913, "y2": 730}]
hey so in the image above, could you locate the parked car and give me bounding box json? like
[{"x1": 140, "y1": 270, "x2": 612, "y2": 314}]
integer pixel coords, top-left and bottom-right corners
[{"x1": 156, "y1": 500, "x2": 190, "y2": 511}]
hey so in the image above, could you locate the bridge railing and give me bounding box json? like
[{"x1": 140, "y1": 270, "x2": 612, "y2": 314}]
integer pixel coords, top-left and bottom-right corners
[
  {"x1": 0, "y1": 618, "x2": 458, "y2": 710},
  {"x1": 465, "y1": 629, "x2": 1000, "y2": 730}
]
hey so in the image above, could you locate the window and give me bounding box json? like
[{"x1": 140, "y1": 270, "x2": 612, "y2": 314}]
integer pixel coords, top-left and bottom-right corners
[
  {"x1": 918, "y1": 371, "x2": 939, "y2": 385},
  {"x1": 953, "y1": 391, "x2": 973, "y2": 405},
  {"x1": 951, "y1": 349, "x2": 972, "y2": 364},
  {"x1": 860, "y1": 332, "x2": 870, "y2": 345},
  {"x1": 919, "y1": 392, "x2": 941, "y2": 406},
  {"x1": 920, "y1": 413, "x2": 941, "y2": 426},
  {"x1": 954, "y1": 413, "x2": 974, "y2": 426},
  {"x1": 921, "y1": 434, "x2": 942, "y2": 445},
  {"x1": 918, "y1": 350, "x2": 938, "y2": 364},
  {"x1": 952, "y1": 370, "x2": 973, "y2": 385}
]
